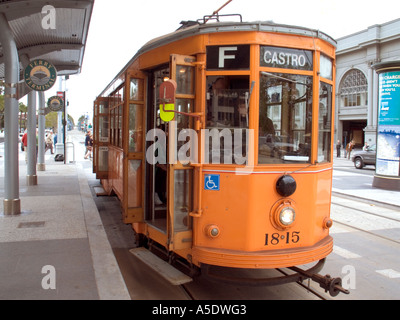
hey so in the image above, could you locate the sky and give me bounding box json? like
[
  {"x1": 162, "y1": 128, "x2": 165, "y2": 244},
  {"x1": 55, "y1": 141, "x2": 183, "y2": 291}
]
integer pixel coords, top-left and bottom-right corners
[{"x1": 39, "y1": 0, "x2": 400, "y2": 124}]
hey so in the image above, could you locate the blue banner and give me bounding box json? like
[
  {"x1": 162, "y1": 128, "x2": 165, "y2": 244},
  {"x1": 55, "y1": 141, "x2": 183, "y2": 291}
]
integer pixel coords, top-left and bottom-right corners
[
  {"x1": 378, "y1": 71, "x2": 400, "y2": 125},
  {"x1": 376, "y1": 71, "x2": 400, "y2": 176}
]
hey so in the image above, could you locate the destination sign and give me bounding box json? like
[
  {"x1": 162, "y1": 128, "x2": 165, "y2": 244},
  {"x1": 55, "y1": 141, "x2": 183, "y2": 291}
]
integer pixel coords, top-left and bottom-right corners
[
  {"x1": 260, "y1": 46, "x2": 313, "y2": 71},
  {"x1": 206, "y1": 45, "x2": 250, "y2": 70}
]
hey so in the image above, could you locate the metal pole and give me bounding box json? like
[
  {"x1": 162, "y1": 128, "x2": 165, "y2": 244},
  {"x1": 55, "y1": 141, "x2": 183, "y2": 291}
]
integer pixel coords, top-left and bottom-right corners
[
  {"x1": 63, "y1": 90, "x2": 67, "y2": 164},
  {"x1": 37, "y1": 92, "x2": 46, "y2": 171},
  {"x1": 27, "y1": 91, "x2": 38, "y2": 185},
  {"x1": 0, "y1": 14, "x2": 20, "y2": 215},
  {"x1": 55, "y1": 76, "x2": 64, "y2": 156}
]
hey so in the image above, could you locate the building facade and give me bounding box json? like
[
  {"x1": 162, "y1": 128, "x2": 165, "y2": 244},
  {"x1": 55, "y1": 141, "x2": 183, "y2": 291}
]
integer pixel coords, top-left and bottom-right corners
[{"x1": 335, "y1": 18, "x2": 400, "y2": 149}]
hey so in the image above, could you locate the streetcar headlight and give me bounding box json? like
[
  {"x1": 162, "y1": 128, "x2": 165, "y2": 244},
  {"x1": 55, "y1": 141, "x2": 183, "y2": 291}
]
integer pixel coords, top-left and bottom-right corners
[
  {"x1": 279, "y1": 207, "x2": 296, "y2": 226},
  {"x1": 270, "y1": 200, "x2": 297, "y2": 230}
]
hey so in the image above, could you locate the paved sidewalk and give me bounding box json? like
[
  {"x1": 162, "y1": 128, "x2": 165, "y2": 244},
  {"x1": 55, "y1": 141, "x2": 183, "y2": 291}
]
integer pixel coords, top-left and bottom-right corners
[{"x1": 0, "y1": 132, "x2": 130, "y2": 300}]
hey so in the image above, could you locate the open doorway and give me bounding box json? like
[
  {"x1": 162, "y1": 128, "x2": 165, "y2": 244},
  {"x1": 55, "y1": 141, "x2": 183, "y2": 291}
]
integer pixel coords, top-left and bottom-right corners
[{"x1": 145, "y1": 66, "x2": 170, "y2": 232}]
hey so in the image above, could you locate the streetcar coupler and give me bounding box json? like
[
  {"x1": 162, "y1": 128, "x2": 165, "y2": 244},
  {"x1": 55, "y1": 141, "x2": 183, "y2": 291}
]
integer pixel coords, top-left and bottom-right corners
[
  {"x1": 313, "y1": 274, "x2": 350, "y2": 297},
  {"x1": 201, "y1": 258, "x2": 349, "y2": 297},
  {"x1": 290, "y1": 265, "x2": 350, "y2": 297}
]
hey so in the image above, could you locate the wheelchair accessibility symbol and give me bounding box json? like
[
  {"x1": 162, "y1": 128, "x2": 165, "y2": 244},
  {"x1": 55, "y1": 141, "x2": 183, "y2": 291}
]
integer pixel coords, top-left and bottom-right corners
[{"x1": 204, "y1": 174, "x2": 220, "y2": 191}]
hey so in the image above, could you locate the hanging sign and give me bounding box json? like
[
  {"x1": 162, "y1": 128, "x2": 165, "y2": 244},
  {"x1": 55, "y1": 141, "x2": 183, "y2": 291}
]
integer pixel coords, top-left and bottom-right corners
[
  {"x1": 47, "y1": 96, "x2": 64, "y2": 112},
  {"x1": 159, "y1": 79, "x2": 177, "y2": 122},
  {"x1": 24, "y1": 59, "x2": 57, "y2": 91}
]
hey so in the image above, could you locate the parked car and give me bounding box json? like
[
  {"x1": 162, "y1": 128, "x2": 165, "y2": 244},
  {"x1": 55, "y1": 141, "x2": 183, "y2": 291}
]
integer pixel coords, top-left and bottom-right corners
[{"x1": 351, "y1": 144, "x2": 376, "y2": 169}]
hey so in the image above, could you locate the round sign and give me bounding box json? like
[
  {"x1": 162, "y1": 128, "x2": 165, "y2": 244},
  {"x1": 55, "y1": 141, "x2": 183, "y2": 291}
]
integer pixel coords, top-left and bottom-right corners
[
  {"x1": 24, "y1": 59, "x2": 57, "y2": 91},
  {"x1": 47, "y1": 96, "x2": 64, "y2": 112}
]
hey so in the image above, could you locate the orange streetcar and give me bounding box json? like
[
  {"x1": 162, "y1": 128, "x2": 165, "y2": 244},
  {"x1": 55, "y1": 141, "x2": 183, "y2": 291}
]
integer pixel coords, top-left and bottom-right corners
[{"x1": 93, "y1": 14, "x2": 348, "y2": 296}]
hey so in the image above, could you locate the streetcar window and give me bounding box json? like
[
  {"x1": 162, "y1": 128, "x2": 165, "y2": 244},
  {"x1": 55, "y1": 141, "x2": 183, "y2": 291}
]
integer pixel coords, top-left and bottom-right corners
[
  {"x1": 109, "y1": 85, "x2": 124, "y2": 148},
  {"x1": 205, "y1": 75, "x2": 249, "y2": 164},
  {"x1": 258, "y1": 72, "x2": 313, "y2": 164},
  {"x1": 318, "y1": 82, "x2": 332, "y2": 163},
  {"x1": 176, "y1": 65, "x2": 194, "y2": 95},
  {"x1": 118, "y1": 105, "x2": 123, "y2": 148},
  {"x1": 173, "y1": 169, "x2": 193, "y2": 231},
  {"x1": 98, "y1": 115, "x2": 109, "y2": 143},
  {"x1": 98, "y1": 146, "x2": 108, "y2": 171},
  {"x1": 130, "y1": 78, "x2": 144, "y2": 100},
  {"x1": 129, "y1": 104, "x2": 143, "y2": 153},
  {"x1": 99, "y1": 100, "x2": 108, "y2": 113},
  {"x1": 320, "y1": 54, "x2": 333, "y2": 80}
]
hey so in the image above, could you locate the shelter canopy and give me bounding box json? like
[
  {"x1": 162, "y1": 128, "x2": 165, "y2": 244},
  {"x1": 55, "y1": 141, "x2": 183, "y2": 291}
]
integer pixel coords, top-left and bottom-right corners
[{"x1": 0, "y1": 0, "x2": 94, "y2": 96}]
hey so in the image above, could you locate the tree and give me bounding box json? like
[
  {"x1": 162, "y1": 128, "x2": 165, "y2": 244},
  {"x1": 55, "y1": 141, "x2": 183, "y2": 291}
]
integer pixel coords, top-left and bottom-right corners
[{"x1": 45, "y1": 112, "x2": 58, "y2": 130}]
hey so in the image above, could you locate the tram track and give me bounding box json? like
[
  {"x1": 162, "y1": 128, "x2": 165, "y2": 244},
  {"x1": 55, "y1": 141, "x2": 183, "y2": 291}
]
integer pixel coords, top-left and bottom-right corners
[
  {"x1": 180, "y1": 283, "x2": 196, "y2": 300},
  {"x1": 331, "y1": 196, "x2": 400, "y2": 245},
  {"x1": 331, "y1": 219, "x2": 400, "y2": 246},
  {"x1": 331, "y1": 197, "x2": 400, "y2": 224},
  {"x1": 177, "y1": 268, "x2": 331, "y2": 300}
]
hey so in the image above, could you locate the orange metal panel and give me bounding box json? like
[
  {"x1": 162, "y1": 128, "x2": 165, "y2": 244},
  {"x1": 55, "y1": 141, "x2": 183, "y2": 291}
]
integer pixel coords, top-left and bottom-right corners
[
  {"x1": 192, "y1": 236, "x2": 333, "y2": 269},
  {"x1": 193, "y1": 167, "x2": 332, "y2": 257},
  {"x1": 139, "y1": 35, "x2": 205, "y2": 70}
]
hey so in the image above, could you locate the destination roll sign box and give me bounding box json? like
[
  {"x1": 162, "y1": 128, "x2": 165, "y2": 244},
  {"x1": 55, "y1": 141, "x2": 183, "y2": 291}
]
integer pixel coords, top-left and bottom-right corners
[
  {"x1": 206, "y1": 45, "x2": 313, "y2": 71},
  {"x1": 206, "y1": 45, "x2": 250, "y2": 70},
  {"x1": 260, "y1": 46, "x2": 313, "y2": 70}
]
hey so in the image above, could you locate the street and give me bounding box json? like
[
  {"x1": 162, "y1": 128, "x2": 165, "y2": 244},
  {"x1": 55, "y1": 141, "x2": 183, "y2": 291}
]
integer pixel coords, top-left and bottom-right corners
[{"x1": 1, "y1": 136, "x2": 399, "y2": 299}]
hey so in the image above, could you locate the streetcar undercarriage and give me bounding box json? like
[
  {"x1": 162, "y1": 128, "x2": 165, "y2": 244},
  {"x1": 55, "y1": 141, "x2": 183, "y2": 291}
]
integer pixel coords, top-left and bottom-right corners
[{"x1": 139, "y1": 237, "x2": 349, "y2": 297}]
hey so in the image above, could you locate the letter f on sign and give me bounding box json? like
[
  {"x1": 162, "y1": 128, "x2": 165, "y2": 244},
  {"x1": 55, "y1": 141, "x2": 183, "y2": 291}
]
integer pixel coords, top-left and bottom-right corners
[{"x1": 219, "y1": 47, "x2": 237, "y2": 68}]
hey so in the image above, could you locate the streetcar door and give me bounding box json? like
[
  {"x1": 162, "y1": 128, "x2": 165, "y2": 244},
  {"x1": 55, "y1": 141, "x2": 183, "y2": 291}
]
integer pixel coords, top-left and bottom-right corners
[
  {"x1": 93, "y1": 97, "x2": 109, "y2": 179},
  {"x1": 124, "y1": 71, "x2": 146, "y2": 223},
  {"x1": 167, "y1": 54, "x2": 197, "y2": 251}
]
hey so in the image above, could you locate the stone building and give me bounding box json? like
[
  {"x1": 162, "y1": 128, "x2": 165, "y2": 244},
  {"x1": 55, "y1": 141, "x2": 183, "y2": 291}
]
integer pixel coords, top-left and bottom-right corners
[{"x1": 335, "y1": 18, "x2": 400, "y2": 149}]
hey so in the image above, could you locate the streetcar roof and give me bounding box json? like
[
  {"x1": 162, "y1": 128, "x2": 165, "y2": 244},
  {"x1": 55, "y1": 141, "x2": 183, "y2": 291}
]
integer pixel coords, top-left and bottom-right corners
[{"x1": 97, "y1": 20, "x2": 336, "y2": 98}]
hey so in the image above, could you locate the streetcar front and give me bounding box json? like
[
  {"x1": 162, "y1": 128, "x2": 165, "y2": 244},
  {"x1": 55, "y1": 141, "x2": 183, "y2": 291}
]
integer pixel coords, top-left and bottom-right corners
[{"x1": 189, "y1": 31, "x2": 336, "y2": 272}]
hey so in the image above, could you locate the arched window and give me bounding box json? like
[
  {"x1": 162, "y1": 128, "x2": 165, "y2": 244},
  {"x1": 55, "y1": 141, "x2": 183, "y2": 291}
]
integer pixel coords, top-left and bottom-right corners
[{"x1": 339, "y1": 69, "x2": 368, "y2": 107}]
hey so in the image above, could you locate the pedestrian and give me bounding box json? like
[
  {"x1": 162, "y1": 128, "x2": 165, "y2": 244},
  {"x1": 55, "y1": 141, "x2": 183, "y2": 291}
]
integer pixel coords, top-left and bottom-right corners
[
  {"x1": 21, "y1": 129, "x2": 28, "y2": 162},
  {"x1": 346, "y1": 140, "x2": 354, "y2": 159},
  {"x1": 84, "y1": 131, "x2": 93, "y2": 159},
  {"x1": 336, "y1": 140, "x2": 341, "y2": 158},
  {"x1": 45, "y1": 131, "x2": 54, "y2": 154}
]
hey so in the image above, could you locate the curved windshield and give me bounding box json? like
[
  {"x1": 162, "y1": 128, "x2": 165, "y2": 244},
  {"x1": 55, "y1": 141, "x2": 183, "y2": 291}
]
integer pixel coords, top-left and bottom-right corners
[{"x1": 258, "y1": 72, "x2": 313, "y2": 164}]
